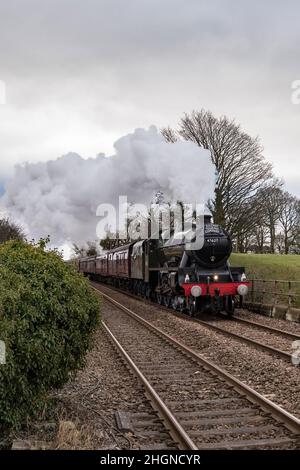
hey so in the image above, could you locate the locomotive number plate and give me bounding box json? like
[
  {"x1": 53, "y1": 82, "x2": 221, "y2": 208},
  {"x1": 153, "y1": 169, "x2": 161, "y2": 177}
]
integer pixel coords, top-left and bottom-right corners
[{"x1": 207, "y1": 238, "x2": 219, "y2": 244}]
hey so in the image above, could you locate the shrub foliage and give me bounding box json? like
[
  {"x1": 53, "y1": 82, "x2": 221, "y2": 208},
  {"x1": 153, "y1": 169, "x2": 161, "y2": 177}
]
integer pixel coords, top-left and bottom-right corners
[{"x1": 0, "y1": 240, "x2": 100, "y2": 429}]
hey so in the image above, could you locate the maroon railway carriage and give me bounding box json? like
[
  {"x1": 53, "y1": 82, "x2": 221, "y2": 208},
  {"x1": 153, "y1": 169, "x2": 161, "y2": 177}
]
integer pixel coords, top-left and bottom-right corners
[
  {"x1": 95, "y1": 254, "x2": 108, "y2": 278},
  {"x1": 109, "y1": 244, "x2": 132, "y2": 278},
  {"x1": 88, "y1": 243, "x2": 135, "y2": 286},
  {"x1": 79, "y1": 256, "x2": 96, "y2": 275}
]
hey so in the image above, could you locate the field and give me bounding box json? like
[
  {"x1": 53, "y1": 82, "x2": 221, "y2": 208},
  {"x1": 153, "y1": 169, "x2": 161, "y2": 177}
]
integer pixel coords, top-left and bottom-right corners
[
  {"x1": 230, "y1": 253, "x2": 300, "y2": 281},
  {"x1": 230, "y1": 253, "x2": 300, "y2": 308}
]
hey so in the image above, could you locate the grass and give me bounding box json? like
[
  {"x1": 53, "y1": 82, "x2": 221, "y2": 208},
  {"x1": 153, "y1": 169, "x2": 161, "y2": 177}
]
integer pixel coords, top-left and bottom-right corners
[
  {"x1": 230, "y1": 253, "x2": 300, "y2": 281},
  {"x1": 55, "y1": 421, "x2": 93, "y2": 450},
  {"x1": 230, "y1": 253, "x2": 300, "y2": 307}
]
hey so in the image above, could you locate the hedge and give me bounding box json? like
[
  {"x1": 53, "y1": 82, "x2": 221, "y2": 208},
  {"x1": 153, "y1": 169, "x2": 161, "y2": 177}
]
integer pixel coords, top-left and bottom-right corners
[{"x1": 0, "y1": 240, "x2": 100, "y2": 429}]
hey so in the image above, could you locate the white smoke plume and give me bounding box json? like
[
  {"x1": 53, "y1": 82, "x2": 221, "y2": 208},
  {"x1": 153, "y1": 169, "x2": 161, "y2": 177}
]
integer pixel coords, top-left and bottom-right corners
[{"x1": 1, "y1": 126, "x2": 215, "y2": 251}]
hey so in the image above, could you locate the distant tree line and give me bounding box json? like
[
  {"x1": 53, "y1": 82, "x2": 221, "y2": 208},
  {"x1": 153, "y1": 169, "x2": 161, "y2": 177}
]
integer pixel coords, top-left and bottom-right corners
[
  {"x1": 162, "y1": 109, "x2": 300, "y2": 255},
  {"x1": 233, "y1": 182, "x2": 300, "y2": 254}
]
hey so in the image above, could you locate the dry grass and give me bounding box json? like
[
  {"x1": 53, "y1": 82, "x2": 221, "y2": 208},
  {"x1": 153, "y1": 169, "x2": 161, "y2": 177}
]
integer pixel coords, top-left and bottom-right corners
[{"x1": 55, "y1": 421, "x2": 94, "y2": 450}]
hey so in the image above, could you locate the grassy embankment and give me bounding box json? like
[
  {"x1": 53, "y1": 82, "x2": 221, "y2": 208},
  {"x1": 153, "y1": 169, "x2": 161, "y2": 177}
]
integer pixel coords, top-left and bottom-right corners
[{"x1": 230, "y1": 253, "x2": 300, "y2": 307}]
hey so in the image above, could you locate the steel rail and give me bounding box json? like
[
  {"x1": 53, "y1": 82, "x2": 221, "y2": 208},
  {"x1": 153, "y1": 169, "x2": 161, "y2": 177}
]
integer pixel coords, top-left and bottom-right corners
[
  {"x1": 102, "y1": 320, "x2": 198, "y2": 450},
  {"x1": 231, "y1": 315, "x2": 300, "y2": 341},
  {"x1": 91, "y1": 281, "x2": 295, "y2": 362},
  {"x1": 193, "y1": 318, "x2": 293, "y2": 362},
  {"x1": 92, "y1": 285, "x2": 300, "y2": 435}
]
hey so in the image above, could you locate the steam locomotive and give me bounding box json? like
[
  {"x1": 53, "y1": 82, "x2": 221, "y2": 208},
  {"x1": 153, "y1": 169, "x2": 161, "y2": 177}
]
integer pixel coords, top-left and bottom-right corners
[{"x1": 78, "y1": 216, "x2": 249, "y2": 316}]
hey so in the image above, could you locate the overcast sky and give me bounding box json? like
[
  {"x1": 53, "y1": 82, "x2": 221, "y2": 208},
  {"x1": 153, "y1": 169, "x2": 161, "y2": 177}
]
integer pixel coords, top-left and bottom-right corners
[{"x1": 0, "y1": 0, "x2": 299, "y2": 196}]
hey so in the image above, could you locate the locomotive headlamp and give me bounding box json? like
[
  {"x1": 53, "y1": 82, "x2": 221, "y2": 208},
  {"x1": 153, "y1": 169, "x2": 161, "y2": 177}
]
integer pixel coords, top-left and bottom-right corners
[
  {"x1": 191, "y1": 285, "x2": 202, "y2": 297},
  {"x1": 237, "y1": 284, "x2": 248, "y2": 296},
  {"x1": 213, "y1": 275, "x2": 219, "y2": 281}
]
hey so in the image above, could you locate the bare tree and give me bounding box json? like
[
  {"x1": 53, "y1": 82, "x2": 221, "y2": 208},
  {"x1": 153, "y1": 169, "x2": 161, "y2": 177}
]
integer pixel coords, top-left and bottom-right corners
[
  {"x1": 253, "y1": 224, "x2": 269, "y2": 253},
  {"x1": 99, "y1": 228, "x2": 131, "y2": 251},
  {"x1": 279, "y1": 193, "x2": 300, "y2": 254},
  {"x1": 255, "y1": 181, "x2": 285, "y2": 253},
  {"x1": 161, "y1": 126, "x2": 178, "y2": 143},
  {"x1": 233, "y1": 196, "x2": 264, "y2": 252},
  {"x1": 0, "y1": 217, "x2": 24, "y2": 244},
  {"x1": 73, "y1": 241, "x2": 100, "y2": 257},
  {"x1": 86, "y1": 241, "x2": 98, "y2": 256},
  {"x1": 72, "y1": 243, "x2": 86, "y2": 257},
  {"x1": 162, "y1": 110, "x2": 273, "y2": 237}
]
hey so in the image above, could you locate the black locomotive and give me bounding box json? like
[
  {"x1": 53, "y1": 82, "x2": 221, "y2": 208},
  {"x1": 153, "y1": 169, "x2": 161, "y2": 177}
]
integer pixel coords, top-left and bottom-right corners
[{"x1": 78, "y1": 216, "x2": 249, "y2": 316}]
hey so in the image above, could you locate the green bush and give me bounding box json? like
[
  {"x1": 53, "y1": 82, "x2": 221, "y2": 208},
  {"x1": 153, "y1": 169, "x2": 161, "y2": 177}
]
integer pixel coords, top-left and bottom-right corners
[{"x1": 0, "y1": 240, "x2": 100, "y2": 429}]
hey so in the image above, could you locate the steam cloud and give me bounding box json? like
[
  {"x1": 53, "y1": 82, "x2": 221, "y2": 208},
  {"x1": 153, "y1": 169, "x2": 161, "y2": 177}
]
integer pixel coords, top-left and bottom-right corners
[{"x1": 1, "y1": 126, "x2": 215, "y2": 252}]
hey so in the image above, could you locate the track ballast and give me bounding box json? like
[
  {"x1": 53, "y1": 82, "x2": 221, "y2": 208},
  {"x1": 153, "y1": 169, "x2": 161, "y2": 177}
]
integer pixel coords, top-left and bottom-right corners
[{"x1": 93, "y1": 284, "x2": 300, "y2": 450}]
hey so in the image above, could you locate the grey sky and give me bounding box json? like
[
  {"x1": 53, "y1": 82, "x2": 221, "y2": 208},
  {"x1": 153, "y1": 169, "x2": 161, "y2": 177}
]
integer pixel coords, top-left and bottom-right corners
[{"x1": 0, "y1": 0, "x2": 299, "y2": 195}]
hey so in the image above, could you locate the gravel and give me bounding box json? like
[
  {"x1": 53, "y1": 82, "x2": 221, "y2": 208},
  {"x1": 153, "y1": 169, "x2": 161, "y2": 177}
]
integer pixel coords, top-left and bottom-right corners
[
  {"x1": 94, "y1": 283, "x2": 300, "y2": 421},
  {"x1": 9, "y1": 314, "x2": 175, "y2": 450},
  {"x1": 235, "y1": 309, "x2": 300, "y2": 335},
  {"x1": 102, "y1": 294, "x2": 299, "y2": 449},
  {"x1": 52, "y1": 317, "x2": 176, "y2": 449},
  {"x1": 199, "y1": 317, "x2": 297, "y2": 353}
]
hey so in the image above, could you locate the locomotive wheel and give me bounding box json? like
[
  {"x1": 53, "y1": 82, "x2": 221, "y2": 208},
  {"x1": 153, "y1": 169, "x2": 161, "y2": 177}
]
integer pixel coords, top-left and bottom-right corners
[
  {"x1": 178, "y1": 299, "x2": 186, "y2": 313},
  {"x1": 172, "y1": 296, "x2": 179, "y2": 311},
  {"x1": 145, "y1": 286, "x2": 151, "y2": 300},
  {"x1": 163, "y1": 295, "x2": 171, "y2": 308},
  {"x1": 188, "y1": 300, "x2": 196, "y2": 317},
  {"x1": 150, "y1": 290, "x2": 156, "y2": 302},
  {"x1": 141, "y1": 283, "x2": 147, "y2": 298},
  {"x1": 225, "y1": 295, "x2": 235, "y2": 316}
]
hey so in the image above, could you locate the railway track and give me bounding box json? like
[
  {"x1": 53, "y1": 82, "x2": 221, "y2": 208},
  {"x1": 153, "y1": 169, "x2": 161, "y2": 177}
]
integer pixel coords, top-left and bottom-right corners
[
  {"x1": 192, "y1": 316, "x2": 298, "y2": 362},
  {"x1": 91, "y1": 281, "x2": 299, "y2": 362},
  {"x1": 230, "y1": 315, "x2": 300, "y2": 340},
  {"x1": 92, "y1": 284, "x2": 300, "y2": 450}
]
